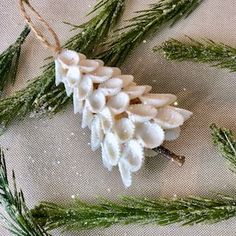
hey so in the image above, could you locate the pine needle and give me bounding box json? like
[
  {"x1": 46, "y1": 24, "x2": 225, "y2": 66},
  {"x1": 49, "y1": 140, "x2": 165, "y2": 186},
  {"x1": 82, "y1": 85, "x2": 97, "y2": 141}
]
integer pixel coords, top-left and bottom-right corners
[
  {"x1": 156, "y1": 37, "x2": 236, "y2": 72},
  {"x1": 211, "y1": 124, "x2": 236, "y2": 172},
  {"x1": 0, "y1": 148, "x2": 49, "y2": 235},
  {"x1": 0, "y1": 26, "x2": 30, "y2": 95},
  {"x1": 31, "y1": 195, "x2": 236, "y2": 231}
]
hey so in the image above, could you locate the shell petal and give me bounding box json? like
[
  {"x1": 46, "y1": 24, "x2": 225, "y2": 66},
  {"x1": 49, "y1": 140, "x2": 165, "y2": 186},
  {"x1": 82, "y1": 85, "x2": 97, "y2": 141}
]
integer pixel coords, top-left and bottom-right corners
[
  {"x1": 154, "y1": 107, "x2": 184, "y2": 129},
  {"x1": 107, "y1": 92, "x2": 130, "y2": 114},
  {"x1": 144, "y1": 85, "x2": 152, "y2": 94},
  {"x1": 127, "y1": 104, "x2": 157, "y2": 122},
  {"x1": 121, "y1": 139, "x2": 144, "y2": 172},
  {"x1": 171, "y1": 107, "x2": 193, "y2": 121},
  {"x1": 81, "y1": 104, "x2": 94, "y2": 129},
  {"x1": 98, "y1": 78, "x2": 123, "y2": 96},
  {"x1": 57, "y1": 50, "x2": 80, "y2": 68},
  {"x1": 135, "y1": 122, "x2": 164, "y2": 149},
  {"x1": 118, "y1": 159, "x2": 132, "y2": 188},
  {"x1": 73, "y1": 90, "x2": 84, "y2": 114},
  {"x1": 63, "y1": 81, "x2": 73, "y2": 96},
  {"x1": 91, "y1": 116, "x2": 104, "y2": 151},
  {"x1": 99, "y1": 107, "x2": 113, "y2": 134},
  {"x1": 165, "y1": 127, "x2": 181, "y2": 141},
  {"x1": 77, "y1": 77, "x2": 93, "y2": 100},
  {"x1": 124, "y1": 85, "x2": 149, "y2": 99},
  {"x1": 101, "y1": 143, "x2": 113, "y2": 171},
  {"x1": 139, "y1": 94, "x2": 177, "y2": 107},
  {"x1": 114, "y1": 75, "x2": 134, "y2": 88},
  {"x1": 87, "y1": 90, "x2": 106, "y2": 113},
  {"x1": 114, "y1": 118, "x2": 135, "y2": 142},
  {"x1": 79, "y1": 59, "x2": 100, "y2": 73},
  {"x1": 55, "y1": 59, "x2": 66, "y2": 86},
  {"x1": 102, "y1": 132, "x2": 120, "y2": 166},
  {"x1": 64, "y1": 66, "x2": 81, "y2": 88}
]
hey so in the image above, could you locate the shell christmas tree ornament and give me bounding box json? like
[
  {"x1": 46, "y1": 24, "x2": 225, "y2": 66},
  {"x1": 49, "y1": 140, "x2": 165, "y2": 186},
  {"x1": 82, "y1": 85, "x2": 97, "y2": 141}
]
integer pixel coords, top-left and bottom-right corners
[{"x1": 19, "y1": 0, "x2": 192, "y2": 187}]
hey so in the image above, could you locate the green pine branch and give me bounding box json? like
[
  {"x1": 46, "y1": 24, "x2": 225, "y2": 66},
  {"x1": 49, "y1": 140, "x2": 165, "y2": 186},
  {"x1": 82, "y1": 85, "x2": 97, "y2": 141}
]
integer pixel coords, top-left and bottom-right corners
[
  {"x1": 0, "y1": 0, "x2": 126, "y2": 133},
  {"x1": 211, "y1": 124, "x2": 236, "y2": 172},
  {"x1": 0, "y1": 26, "x2": 30, "y2": 95},
  {"x1": 31, "y1": 195, "x2": 236, "y2": 231},
  {"x1": 0, "y1": 148, "x2": 49, "y2": 235},
  {"x1": 156, "y1": 38, "x2": 236, "y2": 72},
  {"x1": 98, "y1": 0, "x2": 204, "y2": 66}
]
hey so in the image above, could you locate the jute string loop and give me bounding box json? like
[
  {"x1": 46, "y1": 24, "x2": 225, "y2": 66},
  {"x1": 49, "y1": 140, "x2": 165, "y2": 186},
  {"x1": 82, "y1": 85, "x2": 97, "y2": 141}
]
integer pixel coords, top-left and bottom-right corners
[{"x1": 19, "y1": 0, "x2": 61, "y2": 54}]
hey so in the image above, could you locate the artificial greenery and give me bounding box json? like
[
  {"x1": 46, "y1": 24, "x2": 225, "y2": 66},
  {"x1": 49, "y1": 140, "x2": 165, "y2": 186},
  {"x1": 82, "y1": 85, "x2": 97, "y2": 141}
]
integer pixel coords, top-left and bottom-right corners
[
  {"x1": 0, "y1": 148, "x2": 49, "y2": 235},
  {"x1": 0, "y1": 0, "x2": 203, "y2": 134},
  {"x1": 32, "y1": 195, "x2": 236, "y2": 231},
  {"x1": 156, "y1": 38, "x2": 236, "y2": 72},
  {"x1": 98, "y1": 0, "x2": 204, "y2": 66},
  {"x1": 0, "y1": 26, "x2": 30, "y2": 95},
  {"x1": 211, "y1": 124, "x2": 236, "y2": 172}
]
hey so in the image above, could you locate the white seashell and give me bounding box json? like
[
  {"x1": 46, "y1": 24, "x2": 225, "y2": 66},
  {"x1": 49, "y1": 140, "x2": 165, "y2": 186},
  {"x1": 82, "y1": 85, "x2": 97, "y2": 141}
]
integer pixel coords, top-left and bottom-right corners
[
  {"x1": 57, "y1": 50, "x2": 80, "y2": 69},
  {"x1": 154, "y1": 107, "x2": 184, "y2": 129},
  {"x1": 135, "y1": 122, "x2": 164, "y2": 149},
  {"x1": 107, "y1": 92, "x2": 130, "y2": 114},
  {"x1": 95, "y1": 59, "x2": 104, "y2": 67},
  {"x1": 144, "y1": 85, "x2": 152, "y2": 94},
  {"x1": 91, "y1": 116, "x2": 104, "y2": 151},
  {"x1": 73, "y1": 90, "x2": 84, "y2": 114},
  {"x1": 126, "y1": 104, "x2": 157, "y2": 122},
  {"x1": 55, "y1": 59, "x2": 66, "y2": 86},
  {"x1": 165, "y1": 127, "x2": 181, "y2": 141},
  {"x1": 171, "y1": 107, "x2": 193, "y2": 121},
  {"x1": 139, "y1": 94, "x2": 177, "y2": 107},
  {"x1": 101, "y1": 143, "x2": 113, "y2": 171},
  {"x1": 64, "y1": 66, "x2": 82, "y2": 88},
  {"x1": 98, "y1": 78, "x2": 123, "y2": 96},
  {"x1": 87, "y1": 67, "x2": 121, "y2": 83},
  {"x1": 79, "y1": 59, "x2": 100, "y2": 73},
  {"x1": 63, "y1": 80, "x2": 73, "y2": 96},
  {"x1": 102, "y1": 132, "x2": 120, "y2": 166},
  {"x1": 121, "y1": 139, "x2": 144, "y2": 172},
  {"x1": 99, "y1": 107, "x2": 113, "y2": 133},
  {"x1": 77, "y1": 77, "x2": 93, "y2": 100},
  {"x1": 81, "y1": 104, "x2": 94, "y2": 129},
  {"x1": 113, "y1": 118, "x2": 135, "y2": 142},
  {"x1": 123, "y1": 85, "x2": 149, "y2": 99},
  {"x1": 118, "y1": 159, "x2": 132, "y2": 188},
  {"x1": 113, "y1": 75, "x2": 134, "y2": 88},
  {"x1": 87, "y1": 90, "x2": 106, "y2": 113}
]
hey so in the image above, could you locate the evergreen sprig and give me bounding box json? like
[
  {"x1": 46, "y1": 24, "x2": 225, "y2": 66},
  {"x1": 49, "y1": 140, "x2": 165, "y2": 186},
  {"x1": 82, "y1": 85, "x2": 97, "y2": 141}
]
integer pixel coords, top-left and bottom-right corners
[
  {"x1": 0, "y1": 0, "x2": 126, "y2": 132},
  {"x1": 0, "y1": 148, "x2": 49, "y2": 235},
  {"x1": 211, "y1": 124, "x2": 236, "y2": 172},
  {"x1": 98, "y1": 0, "x2": 204, "y2": 66},
  {"x1": 31, "y1": 195, "x2": 236, "y2": 231},
  {"x1": 156, "y1": 38, "x2": 236, "y2": 72},
  {"x1": 0, "y1": 26, "x2": 30, "y2": 95},
  {"x1": 0, "y1": 0, "x2": 203, "y2": 133}
]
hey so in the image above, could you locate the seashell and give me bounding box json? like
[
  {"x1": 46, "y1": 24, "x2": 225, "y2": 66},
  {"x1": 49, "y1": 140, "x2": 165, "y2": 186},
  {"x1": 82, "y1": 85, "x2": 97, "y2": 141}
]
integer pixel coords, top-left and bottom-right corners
[
  {"x1": 63, "y1": 80, "x2": 73, "y2": 96},
  {"x1": 87, "y1": 90, "x2": 106, "y2": 113},
  {"x1": 113, "y1": 118, "x2": 135, "y2": 142},
  {"x1": 101, "y1": 143, "x2": 113, "y2": 171},
  {"x1": 81, "y1": 103, "x2": 94, "y2": 128},
  {"x1": 99, "y1": 107, "x2": 113, "y2": 133},
  {"x1": 118, "y1": 159, "x2": 132, "y2": 188},
  {"x1": 57, "y1": 50, "x2": 80, "y2": 69},
  {"x1": 126, "y1": 104, "x2": 157, "y2": 122},
  {"x1": 76, "y1": 77, "x2": 93, "y2": 100},
  {"x1": 64, "y1": 66, "x2": 82, "y2": 88},
  {"x1": 91, "y1": 115, "x2": 104, "y2": 151},
  {"x1": 114, "y1": 75, "x2": 134, "y2": 88},
  {"x1": 102, "y1": 132, "x2": 121, "y2": 167},
  {"x1": 95, "y1": 59, "x2": 104, "y2": 67},
  {"x1": 87, "y1": 67, "x2": 121, "y2": 83},
  {"x1": 171, "y1": 107, "x2": 193, "y2": 121},
  {"x1": 154, "y1": 107, "x2": 184, "y2": 129},
  {"x1": 144, "y1": 85, "x2": 152, "y2": 94},
  {"x1": 165, "y1": 127, "x2": 181, "y2": 141},
  {"x1": 139, "y1": 94, "x2": 177, "y2": 107},
  {"x1": 121, "y1": 139, "x2": 144, "y2": 172},
  {"x1": 73, "y1": 91, "x2": 84, "y2": 114},
  {"x1": 98, "y1": 78, "x2": 123, "y2": 96},
  {"x1": 135, "y1": 122, "x2": 164, "y2": 149},
  {"x1": 55, "y1": 59, "x2": 66, "y2": 86},
  {"x1": 123, "y1": 85, "x2": 150, "y2": 99},
  {"x1": 79, "y1": 59, "x2": 100, "y2": 73},
  {"x1": 107, "y1": 92, "x2": 130, "y2": 114}
]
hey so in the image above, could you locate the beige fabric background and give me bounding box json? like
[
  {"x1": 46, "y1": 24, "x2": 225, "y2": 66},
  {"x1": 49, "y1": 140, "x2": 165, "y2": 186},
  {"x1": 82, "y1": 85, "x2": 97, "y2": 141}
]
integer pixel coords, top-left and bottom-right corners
[{"x1": 1, "y1": 0, "x2": 236, "y2": 235}]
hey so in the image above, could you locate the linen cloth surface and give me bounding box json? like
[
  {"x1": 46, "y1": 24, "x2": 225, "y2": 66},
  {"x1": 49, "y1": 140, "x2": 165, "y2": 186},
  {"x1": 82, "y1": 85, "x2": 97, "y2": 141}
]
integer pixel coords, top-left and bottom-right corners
[{"x1": 1, "y1": 0, "x2": 236, "y2": 235}]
